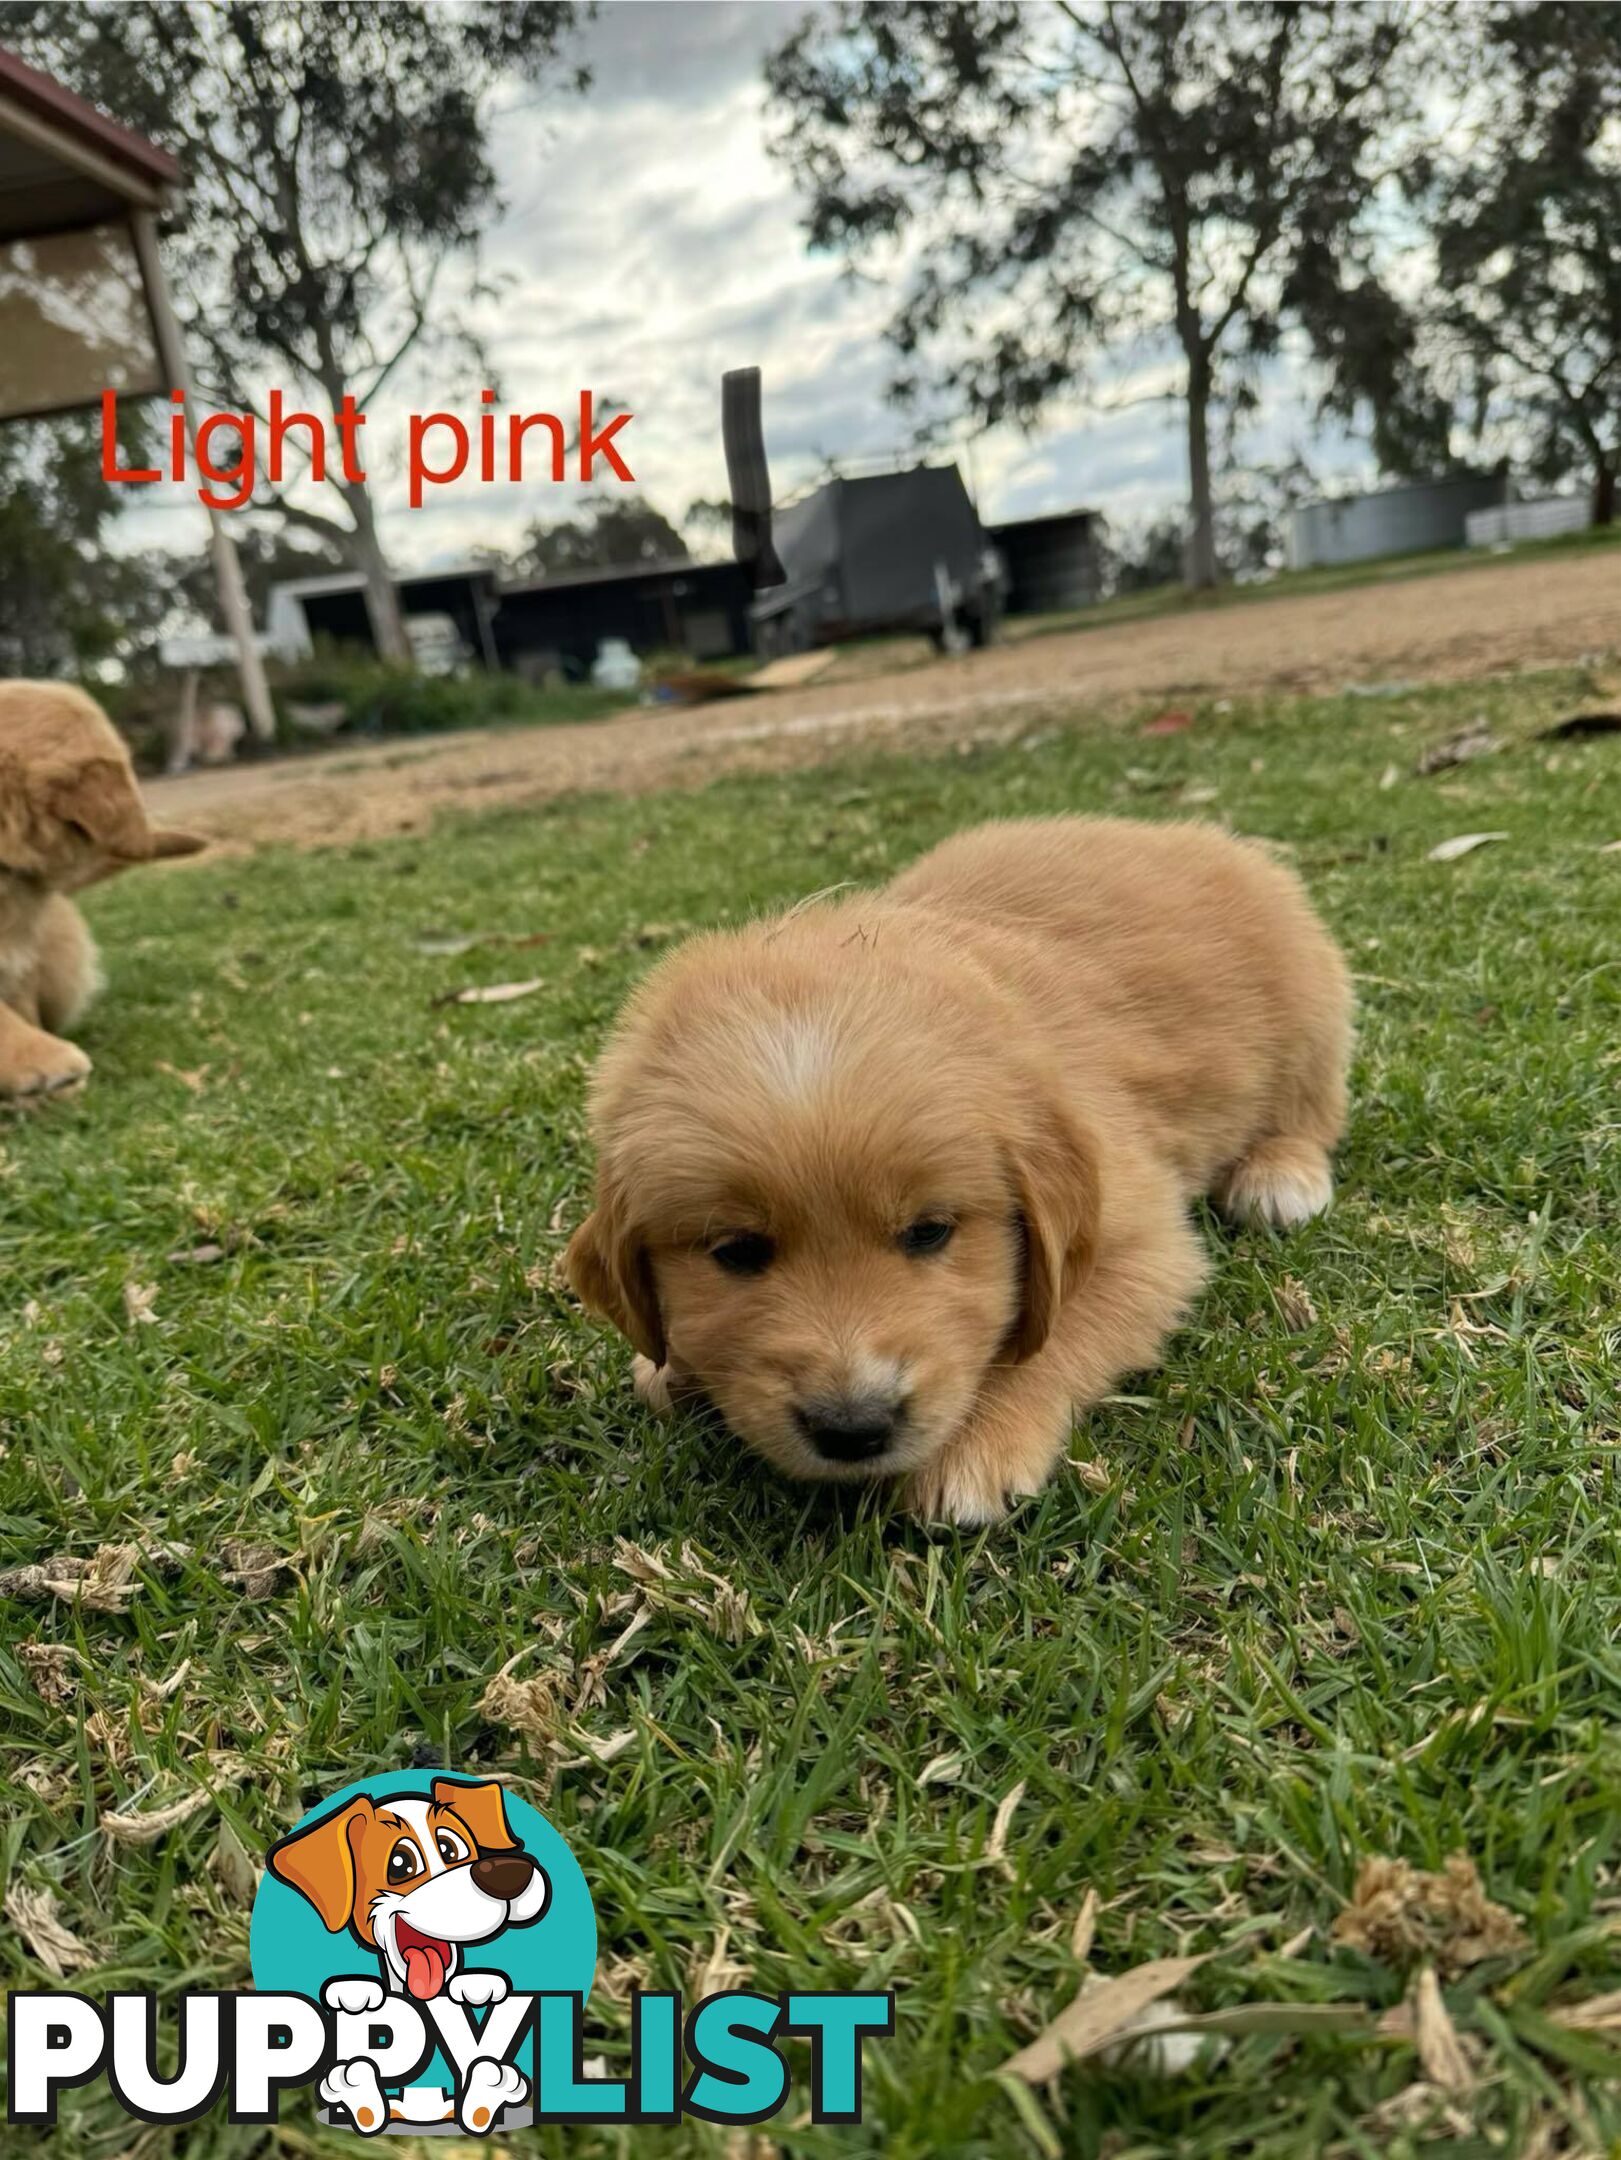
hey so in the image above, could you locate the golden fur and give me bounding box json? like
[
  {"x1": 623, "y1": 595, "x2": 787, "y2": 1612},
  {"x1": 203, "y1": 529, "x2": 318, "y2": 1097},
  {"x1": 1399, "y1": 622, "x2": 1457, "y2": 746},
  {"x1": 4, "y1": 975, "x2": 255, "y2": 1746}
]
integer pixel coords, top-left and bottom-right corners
[
  {"x1": 0, "y1": 681, "x2": 204, "y2": 1102},
  {"x1": 567, "y1": 816, "x2": 1352, "y2": 1523}
]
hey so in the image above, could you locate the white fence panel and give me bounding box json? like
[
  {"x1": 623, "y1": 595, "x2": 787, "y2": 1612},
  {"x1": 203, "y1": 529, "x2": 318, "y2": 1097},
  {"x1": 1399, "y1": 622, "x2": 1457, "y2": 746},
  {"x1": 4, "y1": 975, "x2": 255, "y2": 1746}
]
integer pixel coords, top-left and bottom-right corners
[{"x1": 1466, "y1": 497, "x2": 1592, "y2": 547}]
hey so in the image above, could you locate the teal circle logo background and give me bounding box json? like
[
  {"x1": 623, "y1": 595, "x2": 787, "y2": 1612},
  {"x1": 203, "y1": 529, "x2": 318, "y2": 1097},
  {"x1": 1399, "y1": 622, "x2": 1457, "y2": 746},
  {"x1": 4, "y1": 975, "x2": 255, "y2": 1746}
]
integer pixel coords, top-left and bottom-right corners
[{"x1": 249, "y1": 1770, "x2": 596, "y2": 2004}]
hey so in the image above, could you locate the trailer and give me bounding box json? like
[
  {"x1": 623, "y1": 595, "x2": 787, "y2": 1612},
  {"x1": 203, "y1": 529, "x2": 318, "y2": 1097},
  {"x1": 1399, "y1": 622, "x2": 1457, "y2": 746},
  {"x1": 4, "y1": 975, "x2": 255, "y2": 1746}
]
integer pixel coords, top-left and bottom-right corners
[{"x1": 751, "y1": 465, "x2": 1001, "y2": 654}]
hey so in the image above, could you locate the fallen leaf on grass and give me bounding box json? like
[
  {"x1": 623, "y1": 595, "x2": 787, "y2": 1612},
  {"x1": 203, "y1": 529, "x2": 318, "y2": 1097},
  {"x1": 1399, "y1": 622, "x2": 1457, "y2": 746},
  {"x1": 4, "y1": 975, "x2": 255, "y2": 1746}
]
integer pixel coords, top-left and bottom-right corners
[
  {"x1": 985, "y1": 1779, "x2": 1026, "y2": 1866},
  {"x1": 101, "y1": 1763, "x2": 245, "y2": 1845},
  {"x1": 123, "y1": 1280, "x2": 159, "y2": 1326},
  {"x1": 1275, "y1": 1276, "x2": 1318, "y2": 1330},
  {"x1": 1427, "y1": 832, "x2": 1508, "y2": 863},
  {"x1": 415, "y1": 931, "x2": 482, "y2": 957},
  {"x1": 1550, "y1": 1989, "x2": 1621, "y2": 2034},
  {"x1": 691, "y1": 1925, "x2": 751, "y2": 2000},
  {"x1": 1333, "y1": 1853, "x2": 1525, "y2": 1977},
  {"x1": 154, "y1": 1061, "x2": 209, "y2": 1094},
  {"x1": 166, "y1": 1241, "x2": 225, "y2": 1266},
  {"x1": 1140, "y1": 708, "x2": 1194, "y2": 737},
  {"x1": 567, "y1": 1726, "x2": 636, "y2": 1766},
  {"x1": 1413, "y1": 1964, "x2": 1475, "y2": 2092},
  {"x1": 1344, "y1": 678, "x2": 1418, "y2": 699},
  {"x1": 611, "y1": 1538, "x2": 759, "y2": 1644},
  {"x1": 1600, "y1": 840, "x2": 1621, "y2": 855},
  {"x1": 479, "y1": 1649, "x2": 560, "y2": 1746},
  {"x1": 1000, "y1": 1953, "x2": 1211, "y2": 2081},
  {"x1": 1071, "y1": 1888, "x2": 1099, "y2": 1964},
  {"x1": 1416, "y1": 722, "x2": 1500, "y2": 775},
  {"x1": 437, "y1": 977, "x2": 545, "y2": 1007},
  {"x1": 17, "y1": 1640, "x2": 77, "y2": 1705},
  {"x1": 413, "y1": 929, "x2": 553, "y2": 957},
  {"x1": 219, "y1": 1539, "x2": 285, "y2": 1599},
  {"x1": 5, "y1": 1883, "x2": 93, "y2": 1976},
  {"x1": 141, "y1": 1657, "x2": 192, "y2": 1704},
  {"x1": 0, "y1": 1540, "x2": 186, "y2": 1611},
  {"x1": 918, "y1": 1751, "x2": 965, "y2": 1788}
]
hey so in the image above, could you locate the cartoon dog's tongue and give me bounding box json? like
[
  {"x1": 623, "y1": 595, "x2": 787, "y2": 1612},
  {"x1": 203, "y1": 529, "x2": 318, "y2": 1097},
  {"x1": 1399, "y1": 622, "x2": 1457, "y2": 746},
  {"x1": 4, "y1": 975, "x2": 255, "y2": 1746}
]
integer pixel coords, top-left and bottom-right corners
[{"x1": 396, "y1": 1923, "x2": 450, "y2": 2000}]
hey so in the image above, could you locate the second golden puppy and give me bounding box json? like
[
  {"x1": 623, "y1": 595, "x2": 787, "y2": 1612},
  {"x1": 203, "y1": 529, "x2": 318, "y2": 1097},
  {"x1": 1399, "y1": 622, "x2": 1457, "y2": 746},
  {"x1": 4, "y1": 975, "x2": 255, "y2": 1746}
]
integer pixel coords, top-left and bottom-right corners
[
  {"x1": 567, "y1": 817, "x2": 1351, "y2": 1523},
  {"x1": 0, "y1": 682, "x2": 205, "y2": 1103}
]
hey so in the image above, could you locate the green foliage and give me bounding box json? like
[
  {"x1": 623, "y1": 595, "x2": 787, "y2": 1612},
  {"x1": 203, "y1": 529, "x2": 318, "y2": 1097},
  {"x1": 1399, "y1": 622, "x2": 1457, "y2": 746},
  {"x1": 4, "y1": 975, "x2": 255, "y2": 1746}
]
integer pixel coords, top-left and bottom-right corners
[
  {"x1": 267, "y1": 652, "x2": 627, "y2": 737},
  {"x1": 765, "y1": 2, "x2": 1436, "y2": 587},
  {"x1": 2, "y1": 0, "x2": 588, "y2": 645},
  {"x1": 512, "y1": 493, "x2": 689, "y2": 581},
  {"x1": 0, "y1": 408, "x2": 163, "y2": 674},
  {"x1": 1420, "y1": 2, "x2": 1621, "y2": 521},
  {"x1": 2, "y1": 1, "x2": 583, "y2": 406},
  {"x1": 3, "y1": 668, "x2": 1621, "y2": 2152}
]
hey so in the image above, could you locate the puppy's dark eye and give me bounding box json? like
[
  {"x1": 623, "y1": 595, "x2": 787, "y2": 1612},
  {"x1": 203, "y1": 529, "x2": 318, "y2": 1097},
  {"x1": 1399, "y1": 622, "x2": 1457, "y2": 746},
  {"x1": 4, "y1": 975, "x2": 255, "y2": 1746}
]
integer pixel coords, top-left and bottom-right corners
[
  {"x1": 387, "y1": 1839, "x2": 421, "y2": 1884},
  {"x1": 898, "y1": 1216, "x2": 955, "y2": 1257},
  {"x1": 711, "y1": 1232, "x2": 775, "y2": 1276}
]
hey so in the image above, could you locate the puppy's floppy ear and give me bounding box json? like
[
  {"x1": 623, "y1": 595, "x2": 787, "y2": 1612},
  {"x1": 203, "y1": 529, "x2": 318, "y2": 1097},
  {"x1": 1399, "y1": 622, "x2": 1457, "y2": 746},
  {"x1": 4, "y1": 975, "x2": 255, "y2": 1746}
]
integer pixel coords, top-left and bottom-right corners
[
  {"x1": 266, "y1": 1797, "x2": 373, "y2": 1931},
  {"x1": 0, "y1": 756, "x2": 53, "y2": 876},
  {"x1": 563, "y1": 1177, "x2": 666, "y2": 1366},
  {"x1": 435, "y1": 1776, "x2": 518, "y2": 1853},
  {"x1": 50, "y1": 757, "x2": 155, "y2": 861},
  {"x1": 1006, "y1": 1083, "x2": 1103, "y2": 1363}
]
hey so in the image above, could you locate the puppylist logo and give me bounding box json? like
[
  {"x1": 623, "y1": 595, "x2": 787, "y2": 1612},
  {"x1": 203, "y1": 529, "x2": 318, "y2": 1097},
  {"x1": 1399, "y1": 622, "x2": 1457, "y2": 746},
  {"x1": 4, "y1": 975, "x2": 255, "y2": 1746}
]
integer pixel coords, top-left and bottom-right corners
[{"x1": 7, "y1": 1770, "x2": 893, "y2": 2135}]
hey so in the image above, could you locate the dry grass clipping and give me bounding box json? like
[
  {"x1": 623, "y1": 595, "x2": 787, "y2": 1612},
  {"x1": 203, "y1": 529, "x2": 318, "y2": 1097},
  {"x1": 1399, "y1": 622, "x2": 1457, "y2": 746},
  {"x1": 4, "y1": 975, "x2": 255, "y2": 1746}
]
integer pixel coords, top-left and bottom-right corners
[
  {"x1": 5, "y1": 1883, "x2": 93, "y2": 1977},
  {"x1": 1333, "y1": 1854, "x2": 1525, "y2": 1978}
]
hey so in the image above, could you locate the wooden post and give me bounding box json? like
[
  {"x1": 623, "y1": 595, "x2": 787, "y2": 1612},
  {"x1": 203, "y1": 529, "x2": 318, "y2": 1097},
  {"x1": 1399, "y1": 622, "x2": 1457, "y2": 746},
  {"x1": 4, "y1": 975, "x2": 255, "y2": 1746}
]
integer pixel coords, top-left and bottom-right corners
[{"x1": 130, "y1": 210, "x2": 276, "y2": 744}]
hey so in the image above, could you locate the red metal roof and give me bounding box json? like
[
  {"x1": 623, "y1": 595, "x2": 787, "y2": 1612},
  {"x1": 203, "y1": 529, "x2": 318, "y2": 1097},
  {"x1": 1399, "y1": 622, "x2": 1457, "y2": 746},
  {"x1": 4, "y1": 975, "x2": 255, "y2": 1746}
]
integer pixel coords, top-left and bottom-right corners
[{"x1": 0, "y1": 44, "x2": 180, "y2": 190}]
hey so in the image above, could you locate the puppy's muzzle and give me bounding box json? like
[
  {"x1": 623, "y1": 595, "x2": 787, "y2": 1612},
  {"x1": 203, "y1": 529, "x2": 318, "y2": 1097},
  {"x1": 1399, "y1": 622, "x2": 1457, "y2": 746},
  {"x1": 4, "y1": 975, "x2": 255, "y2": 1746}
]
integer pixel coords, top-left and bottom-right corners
[
  {"x1": 471, "y1": 1851, "x2": 539, "y2": 1900},
  {"x1": 794, "y1": 1391, "x2": 907, "y2": 1463}
]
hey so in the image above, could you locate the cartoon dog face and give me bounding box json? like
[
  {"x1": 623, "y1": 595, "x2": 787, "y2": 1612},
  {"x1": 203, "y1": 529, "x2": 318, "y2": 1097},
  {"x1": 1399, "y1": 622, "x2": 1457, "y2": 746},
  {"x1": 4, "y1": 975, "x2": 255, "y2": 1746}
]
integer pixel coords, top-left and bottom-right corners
[{"x1": 267, "y1": 1778, "x2": 550, "y2": 2001}]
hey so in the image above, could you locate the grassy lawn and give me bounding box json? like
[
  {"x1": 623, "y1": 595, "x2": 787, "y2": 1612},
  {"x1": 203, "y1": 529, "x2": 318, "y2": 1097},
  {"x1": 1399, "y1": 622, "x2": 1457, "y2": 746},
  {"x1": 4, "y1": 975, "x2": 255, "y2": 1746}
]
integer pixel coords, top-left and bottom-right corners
[{"x1": 3, "y1": 661, "x2": 1621, "y2": 2157}]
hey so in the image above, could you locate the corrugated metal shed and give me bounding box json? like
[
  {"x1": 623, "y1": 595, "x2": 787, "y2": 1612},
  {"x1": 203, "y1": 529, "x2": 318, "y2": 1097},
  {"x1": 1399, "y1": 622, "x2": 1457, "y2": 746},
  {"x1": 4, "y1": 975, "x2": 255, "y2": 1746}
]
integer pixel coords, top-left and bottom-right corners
[
  {"x1": 1287, "y1": 474, "x2": 1510, "y2": 570},
  {"x1": 987, "y1": 510, "x2": 1105, "y2": 614}
]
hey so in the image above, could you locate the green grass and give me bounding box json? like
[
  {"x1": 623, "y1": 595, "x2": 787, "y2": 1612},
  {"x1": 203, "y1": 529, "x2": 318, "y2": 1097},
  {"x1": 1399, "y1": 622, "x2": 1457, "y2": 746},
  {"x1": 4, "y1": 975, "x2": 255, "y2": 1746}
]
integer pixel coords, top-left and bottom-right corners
[
  {"x1": 3, "y1": 662, "x2": 1621, "y2": 2157},
  {"x1": 1006, "y1": 515, "x2": 1621, "y2": 644}
]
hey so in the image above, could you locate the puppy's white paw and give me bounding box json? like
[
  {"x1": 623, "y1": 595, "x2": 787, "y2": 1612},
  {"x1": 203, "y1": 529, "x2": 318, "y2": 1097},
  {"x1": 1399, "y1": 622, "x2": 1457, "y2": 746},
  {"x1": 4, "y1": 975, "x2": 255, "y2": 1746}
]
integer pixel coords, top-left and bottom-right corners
[
  {"x1": 631, "y1": 1354, "x2": 675, "y2": 1415},
  {"x1": 321, "y1": 2059, "x2": 389, "y2": 2135},
  {"x1": 1216, "y1": 1138, "x2": 1334, "y2": 1229},
  {"x1": 459, "y1": 2056, "x2": 527, "y2": 2134},
  {"x1": 322, "y1": 1976, "x2": 386, "y2": 2015},
  {"x1": 448, "y1": 1968, "x2": 510, "y2": 2007},
  {"x1": 901, "y1": 1453, "x2": 1023, "y2": 1526}
]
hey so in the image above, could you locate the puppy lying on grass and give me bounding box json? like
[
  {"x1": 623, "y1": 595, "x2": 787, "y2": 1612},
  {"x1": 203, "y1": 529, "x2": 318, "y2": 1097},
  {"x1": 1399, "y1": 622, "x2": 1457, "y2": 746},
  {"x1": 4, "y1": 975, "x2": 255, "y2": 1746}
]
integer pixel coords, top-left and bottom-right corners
[
  {"x1": 0, "y1": 682, "x2": 204, "y2": 1104},
  {"x1": 567, "y1": 817, "x2": 1351, "y2": 1524}
]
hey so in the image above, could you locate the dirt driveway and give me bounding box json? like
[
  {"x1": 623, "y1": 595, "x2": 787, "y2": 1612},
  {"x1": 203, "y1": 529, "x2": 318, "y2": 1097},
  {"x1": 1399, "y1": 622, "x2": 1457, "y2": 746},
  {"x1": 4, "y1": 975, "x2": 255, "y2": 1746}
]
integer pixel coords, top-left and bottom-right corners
[{"x1": 150, "y1": 549, "x2": 1620, "y2": 852}]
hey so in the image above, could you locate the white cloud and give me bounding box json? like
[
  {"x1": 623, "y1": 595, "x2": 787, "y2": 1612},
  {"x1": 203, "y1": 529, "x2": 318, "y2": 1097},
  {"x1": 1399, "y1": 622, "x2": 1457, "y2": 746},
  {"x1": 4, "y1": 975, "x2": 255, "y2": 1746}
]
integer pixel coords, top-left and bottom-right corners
[{"x1": 112, "y1": 1, "x2": 1381, "y2": 581}]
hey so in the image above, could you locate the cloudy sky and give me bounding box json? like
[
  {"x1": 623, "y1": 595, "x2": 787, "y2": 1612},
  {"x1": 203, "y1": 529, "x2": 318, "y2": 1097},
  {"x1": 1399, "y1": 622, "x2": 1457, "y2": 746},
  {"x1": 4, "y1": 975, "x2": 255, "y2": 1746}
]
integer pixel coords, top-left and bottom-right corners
[{"x1": 122, "y1": 0, "x2": 1379, "y2": 576}]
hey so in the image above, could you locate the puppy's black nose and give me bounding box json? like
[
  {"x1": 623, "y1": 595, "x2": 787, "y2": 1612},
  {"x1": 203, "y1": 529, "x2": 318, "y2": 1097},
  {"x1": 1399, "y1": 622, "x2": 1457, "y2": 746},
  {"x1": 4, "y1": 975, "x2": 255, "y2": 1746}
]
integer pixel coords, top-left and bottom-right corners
[
  {"x1": 471, "y1": 1851, "x2": 536, "y2": 1900},
  {"x1": 795, "y1": 1395, "x2": 904, "y2": 1462}
]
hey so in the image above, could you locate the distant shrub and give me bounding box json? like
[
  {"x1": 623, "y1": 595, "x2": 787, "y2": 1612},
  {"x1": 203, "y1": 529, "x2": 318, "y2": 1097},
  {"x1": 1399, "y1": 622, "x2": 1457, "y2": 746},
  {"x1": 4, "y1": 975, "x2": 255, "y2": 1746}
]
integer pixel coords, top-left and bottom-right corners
[{"x1": 268, "y1": 652, "x2": 626, "y2": 740}]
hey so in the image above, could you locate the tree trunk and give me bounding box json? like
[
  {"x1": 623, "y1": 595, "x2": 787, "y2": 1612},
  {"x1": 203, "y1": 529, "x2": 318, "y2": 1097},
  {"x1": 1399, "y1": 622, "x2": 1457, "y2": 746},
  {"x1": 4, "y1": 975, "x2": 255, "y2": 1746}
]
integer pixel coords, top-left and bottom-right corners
[
  {"x1": 343, "y1": 479, "x2": 413, "y2": 663},
  {"x1": 1185, "y1": 356, "x2": 1219, "y2": 590},
  {"x1": 1594, "y1": 460, "x2": 1616, "y2": 529}
]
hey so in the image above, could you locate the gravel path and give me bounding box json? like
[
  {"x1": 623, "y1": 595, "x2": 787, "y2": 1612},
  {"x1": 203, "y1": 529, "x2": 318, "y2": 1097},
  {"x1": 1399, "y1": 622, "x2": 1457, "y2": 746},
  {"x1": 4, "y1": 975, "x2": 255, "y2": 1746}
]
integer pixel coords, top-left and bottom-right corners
[{"x1": 148, "y1": 549, "x2": 1621, "y2": 852}]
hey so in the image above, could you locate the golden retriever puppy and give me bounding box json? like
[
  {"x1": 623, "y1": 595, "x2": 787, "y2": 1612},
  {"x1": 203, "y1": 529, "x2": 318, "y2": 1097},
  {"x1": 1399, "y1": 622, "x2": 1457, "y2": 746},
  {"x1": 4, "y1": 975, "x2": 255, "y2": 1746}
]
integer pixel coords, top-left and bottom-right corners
[
  {"x1": 0, "y1": 681, "x2": 204, "y2": 1102},
  {"x1": 566, "y1": 817, "x2": 1351, "y2": 1524}
]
